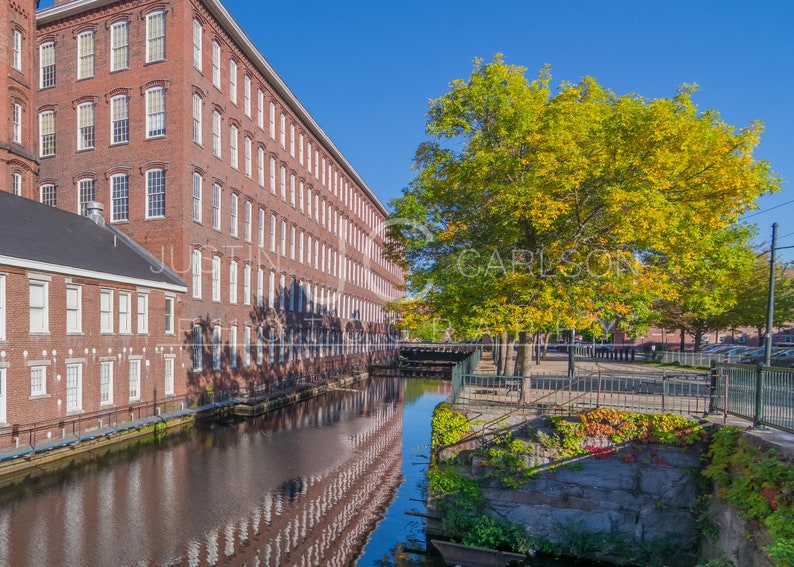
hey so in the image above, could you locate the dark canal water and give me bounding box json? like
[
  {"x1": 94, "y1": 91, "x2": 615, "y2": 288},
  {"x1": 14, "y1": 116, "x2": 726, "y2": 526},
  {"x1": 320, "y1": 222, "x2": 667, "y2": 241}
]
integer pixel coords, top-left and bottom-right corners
[{"x1": 0, "y1": 378, "x2": 585, "y2": 566}]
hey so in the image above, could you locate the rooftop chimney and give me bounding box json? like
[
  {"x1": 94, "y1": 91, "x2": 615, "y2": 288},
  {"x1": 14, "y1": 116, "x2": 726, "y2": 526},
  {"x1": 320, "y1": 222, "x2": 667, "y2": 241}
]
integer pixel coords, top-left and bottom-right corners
[{"x1": 85, "y1": 201, "x2": 105, "y2": 227}]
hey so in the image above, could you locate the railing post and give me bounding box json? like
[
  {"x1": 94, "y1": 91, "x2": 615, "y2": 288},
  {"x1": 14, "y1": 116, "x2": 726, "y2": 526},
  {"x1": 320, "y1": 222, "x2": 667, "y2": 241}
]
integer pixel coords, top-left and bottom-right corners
[
  {"x1": 753, "y1": 365, "x2": 764, "y2": 428},
  {"x1": 662, "y1": 373, "x2": 668, "y2": 412},
  {"x1": 709, "y1": 361, "x2": 717, "y2": 414}
]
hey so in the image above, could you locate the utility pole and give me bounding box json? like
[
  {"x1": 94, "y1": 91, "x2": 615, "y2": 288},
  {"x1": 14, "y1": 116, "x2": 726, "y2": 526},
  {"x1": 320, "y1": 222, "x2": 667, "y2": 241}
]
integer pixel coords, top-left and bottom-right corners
[{"x1": 764, "y1": 223, "x2": 778, "y2": 367}]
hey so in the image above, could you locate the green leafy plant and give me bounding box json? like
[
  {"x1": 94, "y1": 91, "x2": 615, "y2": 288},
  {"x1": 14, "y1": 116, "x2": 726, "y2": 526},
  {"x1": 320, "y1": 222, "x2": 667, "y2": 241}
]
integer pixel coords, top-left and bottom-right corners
[{"x1": 431, "y1": 402, "x2": 470, "y2": 448}]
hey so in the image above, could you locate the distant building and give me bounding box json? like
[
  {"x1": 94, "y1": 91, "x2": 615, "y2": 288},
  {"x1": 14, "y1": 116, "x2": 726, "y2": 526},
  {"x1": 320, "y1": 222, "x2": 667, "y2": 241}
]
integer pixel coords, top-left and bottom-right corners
[{"x1": 0, "y1": 191, "x2": 186, "y2": 440}]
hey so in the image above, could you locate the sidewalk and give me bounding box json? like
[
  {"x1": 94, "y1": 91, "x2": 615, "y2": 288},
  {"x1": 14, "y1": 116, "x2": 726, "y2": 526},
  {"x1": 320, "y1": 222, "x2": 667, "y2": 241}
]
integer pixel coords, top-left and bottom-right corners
[{"x1": 475, "y1": 349, "x2": 679, "y2": 376}]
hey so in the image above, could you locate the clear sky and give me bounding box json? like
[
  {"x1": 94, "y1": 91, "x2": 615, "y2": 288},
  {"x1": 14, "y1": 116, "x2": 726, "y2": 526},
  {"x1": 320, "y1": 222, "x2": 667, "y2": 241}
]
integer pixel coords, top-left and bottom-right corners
[{"x1": 39, "y1": 0, "x2": 794, "y2": 258}]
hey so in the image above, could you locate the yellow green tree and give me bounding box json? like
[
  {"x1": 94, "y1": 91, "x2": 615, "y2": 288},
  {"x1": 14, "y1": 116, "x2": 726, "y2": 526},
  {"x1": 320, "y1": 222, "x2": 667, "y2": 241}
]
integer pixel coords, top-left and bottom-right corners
[{"x1": 387, "y1": 55, "x2": 780, "y2": 346}]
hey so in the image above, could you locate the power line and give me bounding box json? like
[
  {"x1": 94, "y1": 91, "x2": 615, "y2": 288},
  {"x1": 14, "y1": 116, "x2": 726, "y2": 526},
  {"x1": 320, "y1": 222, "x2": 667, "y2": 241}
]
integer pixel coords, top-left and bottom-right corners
[{"x1": 743, "y1": 198, "x2": 794, "y2": 219}]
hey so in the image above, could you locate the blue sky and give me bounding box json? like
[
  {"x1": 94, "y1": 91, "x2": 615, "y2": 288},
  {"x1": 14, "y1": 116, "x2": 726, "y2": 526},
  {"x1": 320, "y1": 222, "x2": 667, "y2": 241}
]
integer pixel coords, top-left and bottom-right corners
[{"x1": 39, "y1": 0, "x2": 794, "y2": 258}]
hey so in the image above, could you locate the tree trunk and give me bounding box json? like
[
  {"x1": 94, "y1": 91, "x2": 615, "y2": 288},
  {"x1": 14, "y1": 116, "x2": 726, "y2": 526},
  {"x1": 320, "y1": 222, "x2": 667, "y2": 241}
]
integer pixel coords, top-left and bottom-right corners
[
  {"x1": 514, "y1": 331, "x2": 532, "y2": 377},
  {"x1": 493, "y1": 334, "x2": 502, "y2": 374},
  {"x1": 498, "y1": 332, "x2": 509, "y2": 375},
  {"x1": 756, "y1": 326, "x2": 764, "y2": 347},
  {"x1": 679, "y1": 327, "x2": 686, "y2": 352},
  {"x1": 505, "y1": 335, "x2": 517, "y2": 376}
]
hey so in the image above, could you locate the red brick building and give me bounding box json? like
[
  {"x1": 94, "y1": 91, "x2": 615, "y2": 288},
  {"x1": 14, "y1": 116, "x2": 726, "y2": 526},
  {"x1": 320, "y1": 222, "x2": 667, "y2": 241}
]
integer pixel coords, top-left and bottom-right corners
[
  {"x1": 0, "y1": 0, "x2": 402, "y2": 434},
  {"x1": 0, "y1": 192, "x2": 187, "y2": 445}
]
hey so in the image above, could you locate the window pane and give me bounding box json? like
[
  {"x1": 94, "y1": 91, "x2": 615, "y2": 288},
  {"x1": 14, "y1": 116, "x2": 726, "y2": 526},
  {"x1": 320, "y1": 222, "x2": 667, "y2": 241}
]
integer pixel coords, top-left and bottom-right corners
[
  {"x1": 111, "y1": 174, "x2": 129, "y2": 221},
  {"x1": 146, "y1": 169, "x2": 166, "y2": 218},
  {"x1": 146, "y1": 11, "x2": 165, "y2": 62},
  {"x1": 110, "y1": 21, "x2": 129, "y2": 71}
]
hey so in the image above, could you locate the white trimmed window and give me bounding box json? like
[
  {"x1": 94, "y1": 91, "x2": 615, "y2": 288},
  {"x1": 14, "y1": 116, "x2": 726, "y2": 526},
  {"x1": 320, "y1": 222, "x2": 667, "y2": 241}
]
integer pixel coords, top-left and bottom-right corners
[
  {"x1": 243, "y1": 326, "x2": 251, "y2": 367},
  {"x1": 212, "y1": 183, "x2": 221, "y2": 230},
  {"x1": 258, "y1": 208, "x2": 265, "y2": 248},
  {"x1": 280, "y1": 165, "x2": 286, "y2": 201},
  {"x1": 66, "y1": 285, "x2": 82, "y2": 333},
  {"x1": 40, "y1": 41, "x2": 55, "y2": 88},
  {"x1": 212, "y1": 40, "x2": 221, "y2": 89},
  {"x1": 299, "y1": 133, "x2": 304, "y2": 165},
  {"x1": 165, "y1": 296, "x2": 175, "y2": 334},
  {"x1": 146, "y1": 10, "x2": 166, "y2": 63},
  {"x1": 256, "y1": 268, "x2": 264, "y2": 307},
  {"x1": 65, "y1": 363, "x2": 82, "y2": 412},
  {"x1": 100, "y1": 361, "x2": 113, "y2": 405},
  {"x1": 268, "y1": 271, "x2": 275, "y2": 309},
  {"x1": 211, "y1": 255, "x2": 221, "y2": 301},
  {"x1": 192, "y1": 93, "x2": 202, "y2": 144},
  {"x1": 229, "y1": 326, "x2": 237, "y2": 369},
  {"x1": 257, "y1": 147, "x2": 265, "y2": 187},
  {"x1": 244, "y1": 75, "x2": 251, "y2": 117},
  {"x1": 212, "y1": 326, "x2": 222, "y2": 370},
  {"x1": 269, "y1": 214, "x2": 276, "y2": 253},
  {"x1": 289, "y1": 123, "x2": 295, "y2": 157},
  {"x1": 29, "y1": 280, "x2": 48, "y2": 334},
  {"x1": 244, "y1": 136, "x2": 252, "y2": 177},
  {"x1": 12, "y1": 29, "x2": 21, "y2": 71},
  {"x1": 290, "y1": 174, "x2": 296, "y2": 207},
  {"x1": 279, "y1": 112, "x2": 285, "y2": 147},
  {"x1": 11, "y1": 173, "x2": 21, "y2": 196},
  {"x1": 100, "y1": 288, "x2": 113, "y2": 333},
  {"x1": 229, "y1": 260, "x2": 238, "y2": 303},
  {"x1": 192, "y1": 172, "x2": 202, "y2": 222},
  {"x1": 30, "y1": 366, "x2": 46, "y2": 397},
  {"x1": 269, "y1": 156, "x2": 276, "y2": 194},
  {"x1": 119, "y1": 291, "x2": 132, "y2": 334},
  {"x1": 137, "y1": 293, "x2": 149, "y2": 334},
  {"x1": 145, "y1": 168, "x2": 166, "y2": 218},
  {"x1": 280, "y1": 220, "x2": 287, "y2": 257},
  {"x1": 191, "y1": 249, "x2": 202, "y2": 299},
  {"x1": 192, "y1": 324, "x2": 202, "y2": 371},
  {"x1": 229, "y1": 59, "x2": 237, "y2": 104},
  {"x1": 290, "y1": 226, "x2": 296, "y2": 260},
  {"x1": 129, "y1": 359, "x2": 141, "y2": 401},
  {"x1": 212, "y1": 110, "x2": 221, "y2": 157},
  {"x1": 244, "y1": 200, "x2": 252, "y2": 242},
  {"x1": 39, "y1": 111, "x2": 55, "y2": 157},
  {"x1": 243, "y1": 264, "x2": 251, "y2": 306},
  {"x1": 299, "y1": 181, "x2": 305, "y2": 214},
  {"x1": 0, "y1": 275, "x2": 4, "y2": 340},
  {"x1": 164, "y1": 356, "x2": 175, "y2": 396},
  {"x1": 12, "y1": 104, "x2": 22, "y2": 144},
  {"x1": 110, "y1": 173, "x2": 128, "y2": 221},
  {"x1": 192, "y1": 19, "x2": 202, "y2": 71},
  {"x1": 110, "y1": 94, "x2": 129, "y2": 144},
  {"x1": 110, "y1": 20, "x2": 129, "y2": 71},
  {"x1": 146, "y1": 86, "x2": 166, "y2": 138},
  {"x1": 77, "y1": 102, "x2": 94, "y2": 150},
  {"x1": 230, "y1": 124, "x2": 238, "y2": 169},
  {"x1": 269, "y1": 101, "x2": 276, "y2": 139},
  {"x1": 229, "y1": 193, "x2": 239, "y2": 237},
  {"x1": 77, "y1": 31, "x2": 94, "y2": 80},
  {"x1": 257, "y1": 89, "x2": 264, "y2": 129}
]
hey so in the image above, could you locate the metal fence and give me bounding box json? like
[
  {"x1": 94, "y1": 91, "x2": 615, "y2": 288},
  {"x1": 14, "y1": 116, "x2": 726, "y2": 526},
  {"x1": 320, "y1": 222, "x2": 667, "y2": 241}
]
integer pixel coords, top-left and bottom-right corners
[
  {"x1": 659, "y1": 351, "x2": 749, "y2": 367},
  {"x1": 451, "y1": 368, "x2": 711, "y2": 418},
  {"x1": 712, "y1": 363, "x2": 794, "y2": 433}
]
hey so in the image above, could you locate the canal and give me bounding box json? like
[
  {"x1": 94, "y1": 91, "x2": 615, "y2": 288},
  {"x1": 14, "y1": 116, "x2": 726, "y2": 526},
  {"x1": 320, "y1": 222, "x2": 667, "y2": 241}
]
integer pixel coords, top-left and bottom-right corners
[{"x1": 0, "y1": 377, "x2": 585, "y2": 566}]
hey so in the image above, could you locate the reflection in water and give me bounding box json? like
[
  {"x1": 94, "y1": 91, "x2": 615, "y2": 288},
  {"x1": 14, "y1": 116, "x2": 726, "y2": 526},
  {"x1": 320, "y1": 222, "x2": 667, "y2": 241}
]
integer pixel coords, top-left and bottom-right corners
[{"x1": 0, "y1": 378, "x2": 405, "y2": 567}]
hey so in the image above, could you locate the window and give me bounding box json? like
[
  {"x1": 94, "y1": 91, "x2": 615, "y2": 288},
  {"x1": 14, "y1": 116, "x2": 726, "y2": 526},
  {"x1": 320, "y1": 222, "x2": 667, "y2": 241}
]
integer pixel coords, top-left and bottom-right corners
[
  {"x1": 12, "y1": 29, "x2": 21, "y2": 71},
  {"x1": 100, "y1": 361, "x2": 113, "y2": 405},
  {"x1": 229, "y1": 326, "x2": 238, "y2": 369},
  {"x1": 110, "y1": 173, "x2": 129, "y2": 221},
  {"x1": 258, "y1": 208, "x2": 265, "y2": 248},
  {"x1": 256, "y1": 268, "x2": 264, "y2": 307},
  {"x1": 290, "y1": 174, "x2": 296, "y2": 207},
  {"x1": 146, "y1": 169, "x2": 166, "y2": 218},
  {"x1": 279, "y1": 274, "x2": 285, "y2": 310},
  {"x1": 243, "y1": 264, "x2": 251, "y2": 306},
  {"x1": 244, "y1": 200, "x2": 252, "y2": 242},
  {"x1": 77, "y1": 102, "x2": 94, "y2": 150},
  {"x1": 269, "y1": 101, "x2": 276, "y2": 139},
  {"x1": 307, "y1": 141, "x2": 313, "y2": 172},
  {"x1": 119, "y1": 291, "x2": 132, "y2": 334},
  {"x1": 192, "y1": 19, "x2": 202, "y2": 71},
  {"x1": 30, "y1": 366, "x2": 46, "y2": 397},
  {"x1": 146, "y1": 86, "x2": 166, "y2": 138},
  {"x1": 212, "y1": 255, "x2": 221, "y2": 301},
  {"x1": 39, "y1": 184, "x2": 56, "y2": 207},
  {"x1": 299, "y1": 181, "x2": 305, "y2": 214},
  {"x1": 244, "y1": 136, "x2": 252, "y2": 178},
  {"x1": 243, "y1": 326, "x2": 251, "y2": 367},
  {"x1": 299, "y1": 133, "x2": 305, "y2": 165},
  {"x1": 66, "y1": 285, "x2": 82, "y2": 333},
  {"x1": 244, "y1": 75, "x2": 251, "y2": 117},
  {"x1": 206, "y1": 325, "x2": 220, "y2": 373},
  {"x1": 129, "y1": 359, "x2": 141, "y2": 401},
  {"x1": 110, "y1": 95, "x2": 129, "y2": 144},
  {"x1": 110, "y1": 20, "x2": 128, "y2": 71},
  {"x1": 212, "y1": 183, "x2": 221, "y2": 230},
  {"x1": 212, "y1": 110, "x2": 221, "y2": 157},
  {"x1": 257, "y1": 89, "x2": 264, "y2": 129},
  {"x1": 230, "y1": 124, "x2": 238, "y2": 169},
  {"x1": 253, "y1": 149, "x2": 263, "y2": 190},
  {"x1": 280, "y1": 166, "x2": 286, "y2": 201},
  {"x1": 39, "y1": 111, "x2": 55, "y2": 157},
  {"x1": 256, "y1": 328, "x2": 264, "y2": 365},
  {"x1": 269, "y1": 156, "x2": 276, "y2": 194},
  {"x1": 192, "y1": 324, "x2": 203, "y2": 371},
  {"x1": 12, "y1": 104, "x2": 21, "y2": 144},
  {"x1": 164, "y1": 296, "x2": 174, "y2": 334},
  {"x1": 12, "y1": 173, "x2": 21, "y2": 196},
  {"x1": 0, "y1": 276, "x2": 5, "y2": 341},
  {"x1": 212, "y1": 41, "x2": 221, "y2": 89},
  {"x1": 191, "y1": 249, "x2": 202, "y2": 298},
  {"x1": 137, "y1": 293, "x2": 149, "y2": 334},
  {"x1": 98, "y1": 288, "x2": 113, "y2": 333},
  {"x1": 77, "y1": 31, "x2": 94, "y2": 79},
  {"x1": 230, "y1": 194, "x2": 238, "y2": 237},
  {"x1": 192, "y1": 172, "x2": 202, "y2": 222},
  {"x1": 229, "y1": 260, "x2": 238, "y2": 303},
  {"x1": 229, "y1": 59, "x2": 237, "y2": 104},
  {"x1": 279, "y1": 113, "x2": 286, "y2": 147},
  {"x1": 164, "y1": 356, "x2": 175, "y2": 396},
  {"x1": 192, "y1": 93, "x2": 202, "y2": 144},
  {"x1": 146, "y1": 11, "x2": 166, "y2": 63},
  {"x1": 66, "y1": 363, "x2": 82, "y2": 412},
  {"x1": 290, "y1": 226, "x2": 296, "y2": 260},
  {"x1": 289, "y1": 123, "x2": 295, "y2": 157},
  {"x1": 268, "y1": 271, "x2": 275, "y2": 308},
  {"x1": 40, "y1": 42, "x2": 55, "y2": 88},
  {"x1": 280, "y1": 220, "x2": 287, "y2": 257}
]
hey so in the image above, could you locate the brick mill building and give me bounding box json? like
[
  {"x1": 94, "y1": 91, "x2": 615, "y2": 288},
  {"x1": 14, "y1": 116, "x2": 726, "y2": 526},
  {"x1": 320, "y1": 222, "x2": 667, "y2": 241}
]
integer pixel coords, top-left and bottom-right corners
[{"x1": 0, "y1": 0, "x2": 402, "y2": 437}]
